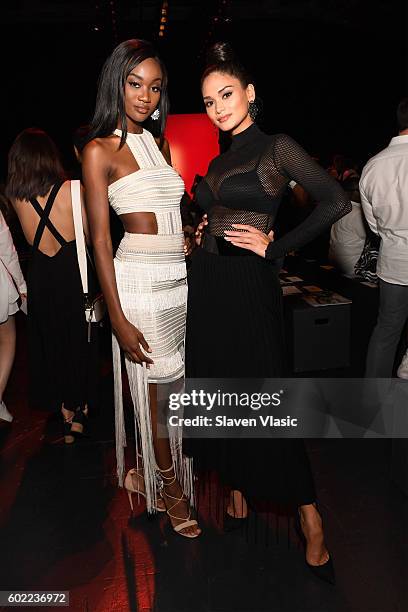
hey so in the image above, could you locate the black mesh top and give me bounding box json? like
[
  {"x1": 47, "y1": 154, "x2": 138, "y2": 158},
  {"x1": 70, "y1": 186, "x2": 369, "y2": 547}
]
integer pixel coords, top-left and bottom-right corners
[{"x1": 195, "y1": 123, "x2": 351, "y2": 260}]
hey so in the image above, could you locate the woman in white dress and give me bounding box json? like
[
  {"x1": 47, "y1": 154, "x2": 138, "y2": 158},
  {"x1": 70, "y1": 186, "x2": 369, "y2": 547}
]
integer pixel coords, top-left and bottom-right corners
[
  {"x1": 0, "y1": 208, "x2": 26, "y2": 422},
  {"x1": 83, "y1": 39, "x2": 200, "y2": 538}
]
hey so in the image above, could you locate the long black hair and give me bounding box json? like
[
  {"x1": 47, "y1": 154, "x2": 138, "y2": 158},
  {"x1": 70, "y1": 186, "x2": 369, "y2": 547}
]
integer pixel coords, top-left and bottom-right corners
[
  {"x1": 87, "y1": 39, "x2": 169, "y2": 148},
  {"x1": 6, "y1": 128, "x2": 66, "y2": 201}
]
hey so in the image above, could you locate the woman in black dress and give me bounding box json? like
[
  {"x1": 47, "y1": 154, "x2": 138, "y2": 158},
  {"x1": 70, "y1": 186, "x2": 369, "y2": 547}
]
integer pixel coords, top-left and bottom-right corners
[
  {"x1": 186, "y1": 43, "x2": 351, "y2": 583},
  {"x1": 6, "y1": 128, "x2": 95, "y2": 443}
]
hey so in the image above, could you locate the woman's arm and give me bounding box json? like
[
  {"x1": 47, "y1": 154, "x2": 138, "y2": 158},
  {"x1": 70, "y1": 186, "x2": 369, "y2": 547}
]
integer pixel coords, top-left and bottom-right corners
[
  {"x1": 0, "y1": 212, "x2": 26, "y2": 294},
  {"x1": 264, "y1": 134, "x2": 351, "y2": 260},
  {"x1": 82, "y1": 141, "x2": 153, "y2": 364},
  {"x1": 226, "y1": 135, "x2": 351, "y2": 258},
  {"x1": 79, "y1": 183, "x2": 91, "y2": 244}
]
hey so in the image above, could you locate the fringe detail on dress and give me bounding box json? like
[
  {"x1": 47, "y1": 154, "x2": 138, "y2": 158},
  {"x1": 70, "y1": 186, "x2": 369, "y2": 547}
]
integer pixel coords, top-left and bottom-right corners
[
  {"x1": 112, "y1": 230, "x2": 193, "y2": 513},
  {"x1": 170, "y1": 433, "x2": 195, "y2": 508},
  {"x1": 112, "y1": 332, "x2": 126, "y2": 487},
  {"x1": 126, "y1": 361, "x2": 158, "y2": 513},
  {"x1": 121, "y1": 284, "x2": 187, "y2": 312},
  {"x1": 147, "y1": 350, "x2": 184, "y2": 383}
]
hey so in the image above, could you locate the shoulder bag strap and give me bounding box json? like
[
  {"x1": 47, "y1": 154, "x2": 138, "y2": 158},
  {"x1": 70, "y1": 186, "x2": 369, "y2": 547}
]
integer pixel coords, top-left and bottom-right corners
[{"x1": 71, "y1": 179, "x2": 88, "y2": 294}]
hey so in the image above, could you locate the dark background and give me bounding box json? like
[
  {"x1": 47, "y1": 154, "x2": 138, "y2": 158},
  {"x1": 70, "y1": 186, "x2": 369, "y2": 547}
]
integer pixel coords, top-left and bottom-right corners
[{"x1": 1, "y1": 0, "x2": 407, "y2": 178}]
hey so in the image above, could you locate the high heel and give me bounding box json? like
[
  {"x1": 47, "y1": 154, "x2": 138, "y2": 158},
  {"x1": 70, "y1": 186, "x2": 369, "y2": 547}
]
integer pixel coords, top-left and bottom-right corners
[
  {"x1": 224, "y1": 513, "x2": 248, "y2": 532},
  {"x1": 124, "y1": 468, "x2": 166, "y2": 513},
  {"x1": 71, "y1": 407, "x2": 88, "y2": 438},
  {"x1": 294, "y1": 508, "x2": 335, "y2": 585},
  {"x1": 159, "y1": 463, "x2": 201, "y2": 539},
  {"x1": 63, "y1": 416, "x2": 75, "y2": 445},
  {"x1": 224, "y1": 489, "x2": 249, "y2": 532}
]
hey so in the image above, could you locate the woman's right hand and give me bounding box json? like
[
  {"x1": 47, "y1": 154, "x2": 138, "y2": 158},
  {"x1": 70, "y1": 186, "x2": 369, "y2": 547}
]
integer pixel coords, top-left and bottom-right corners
[
  {"x1": 195, "y1": 214, "x2": 208, "y2": 246},
  {"x1": 113, "y1": 319, "x2": 154, "y2": 366}
]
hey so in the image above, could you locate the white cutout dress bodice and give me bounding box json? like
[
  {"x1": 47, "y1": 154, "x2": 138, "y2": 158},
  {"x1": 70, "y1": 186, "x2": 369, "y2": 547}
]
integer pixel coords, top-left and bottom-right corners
[{"x1": 108, "y1": 129, "x2": 185, "y2": 235}]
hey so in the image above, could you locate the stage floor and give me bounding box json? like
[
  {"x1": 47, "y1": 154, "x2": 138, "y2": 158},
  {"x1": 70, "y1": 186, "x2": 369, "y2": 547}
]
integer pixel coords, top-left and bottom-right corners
[{"x1": 0, "y1": 314, "x2": 406, "y2": 612}]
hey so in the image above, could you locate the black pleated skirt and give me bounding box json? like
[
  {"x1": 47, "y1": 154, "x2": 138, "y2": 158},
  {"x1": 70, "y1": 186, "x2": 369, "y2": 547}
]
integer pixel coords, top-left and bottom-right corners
[{"x1": 185, "y1": 247, "x2": 316, "y2": 507}]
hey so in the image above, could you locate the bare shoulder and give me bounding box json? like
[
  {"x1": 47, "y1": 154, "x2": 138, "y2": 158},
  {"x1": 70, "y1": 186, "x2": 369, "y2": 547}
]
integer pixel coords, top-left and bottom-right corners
[
  {"x1": 82, "y1": 136, "x2": 120, "y2": 165},
  {"x1": 59, "y1": 179, "x2": 85, "y2": 198},
  {"x1": 54, "y1": 180, "x2": 76, "y2": 210},
  {"x1": 59, "y1": 179, "x2": 73, "y2": 195}
]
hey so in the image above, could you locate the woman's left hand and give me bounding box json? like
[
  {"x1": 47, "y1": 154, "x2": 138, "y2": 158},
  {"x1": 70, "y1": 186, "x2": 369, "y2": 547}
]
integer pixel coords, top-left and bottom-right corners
[
  {"x1": 224, "y1": 224, "x2": 274, "y2": 258},
  {"x1": 183, "y1": 234, "x2": 194, "y2": 257}
]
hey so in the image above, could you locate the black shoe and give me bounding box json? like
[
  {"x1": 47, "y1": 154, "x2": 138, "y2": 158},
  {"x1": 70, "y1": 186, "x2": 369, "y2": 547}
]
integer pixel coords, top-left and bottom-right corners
[
  {"x1": 294, "y1": 512, "x2": 335, "y2": 585},
  {"x1": 223, "y1": 511, "x2": 248, "y2": 533},
  {"x1": 71, "y1": 407, "x2": 89, "y2": 438}
]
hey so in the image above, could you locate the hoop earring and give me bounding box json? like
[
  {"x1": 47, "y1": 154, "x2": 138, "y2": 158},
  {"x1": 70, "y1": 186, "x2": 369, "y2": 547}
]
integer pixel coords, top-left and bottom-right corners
[
  {"x1": 151, "y1": 108, "x2": 160, "y2": 121},
  {"x1": 248, "y1": 100, "x2": 258, "y2": 121}
]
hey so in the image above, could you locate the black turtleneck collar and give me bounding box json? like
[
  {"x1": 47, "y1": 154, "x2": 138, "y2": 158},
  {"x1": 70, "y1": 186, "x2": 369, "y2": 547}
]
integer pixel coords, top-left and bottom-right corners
[{"x1": 230, "y1": 122, "x2": 262, "y2": 151}]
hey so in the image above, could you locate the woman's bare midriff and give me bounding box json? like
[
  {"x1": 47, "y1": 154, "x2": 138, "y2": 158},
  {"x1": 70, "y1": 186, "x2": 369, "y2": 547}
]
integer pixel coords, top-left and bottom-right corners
[{"x1": 119, "y1": 212, "x2": 158, "y2": 234}]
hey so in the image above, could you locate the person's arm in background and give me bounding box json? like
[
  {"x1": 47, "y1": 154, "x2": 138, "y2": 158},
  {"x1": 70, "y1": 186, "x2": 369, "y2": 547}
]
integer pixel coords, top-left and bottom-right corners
[
  {"x1": 289, "y1": 180, "x2": 310, "y2": 208},
  {"x1": 0, "y1": 211, "x2": 26, "y2": 296},
  {"x1": 79, "y1": 183, "x2": 91, "y2": 244},
  {"x1": 359, "y1": 172, "x2": 379, "y2": 235}
]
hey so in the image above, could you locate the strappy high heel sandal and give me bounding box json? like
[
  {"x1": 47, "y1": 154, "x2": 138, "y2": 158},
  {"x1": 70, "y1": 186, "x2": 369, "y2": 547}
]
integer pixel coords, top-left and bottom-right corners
[
  {"x1": 71, "y1": 407, "x2": 88, "y2": 438},
  {"x1": 294, "y1": 505, "x2": 335, "y2": 585},
  {"x1": 124, "y1": 467, "x2": 166, "y2": 513},
  {"x1": 63, "y1": 415, "x2": 75, "y2": 445},
  {"x1": 159, "y1": 463, "x2": 201, "y2": 539}
]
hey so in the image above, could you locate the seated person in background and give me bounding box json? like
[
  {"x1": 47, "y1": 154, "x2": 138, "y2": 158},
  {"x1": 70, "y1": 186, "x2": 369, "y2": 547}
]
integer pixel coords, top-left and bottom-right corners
[
  {"x1": 329, "y1": 165, "x2": 367, "y2": 278},
  {"x1": 327, "y1": 153, "x2": 347, "y2": 180}
]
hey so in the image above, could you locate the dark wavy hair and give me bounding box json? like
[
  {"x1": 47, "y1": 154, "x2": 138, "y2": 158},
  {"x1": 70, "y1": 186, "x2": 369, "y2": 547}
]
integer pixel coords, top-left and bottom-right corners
[
  {"x1": 6, "y1": 128, "x2": 66, "y2": 201},
  {"x1": 87, "y1": 39, "x2": 169, "y2": 147},
  {"x1": 201, "y1": 41, "x2": 253, "y2": 89}
]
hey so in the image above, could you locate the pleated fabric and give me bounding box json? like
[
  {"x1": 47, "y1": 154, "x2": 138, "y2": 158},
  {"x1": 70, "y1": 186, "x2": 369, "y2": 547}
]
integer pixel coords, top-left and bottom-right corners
[
  {"x1": 185, "y1": 247, "x2": 316, "y2": 507},
  {"x1": 113, "y1": 232, "x2": 194, "y2": 512}
]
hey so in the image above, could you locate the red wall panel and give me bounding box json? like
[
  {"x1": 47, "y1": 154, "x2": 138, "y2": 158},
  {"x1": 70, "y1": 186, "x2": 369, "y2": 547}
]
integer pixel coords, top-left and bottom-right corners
[{"x1": 165, "y1": 113, "x2": 220, "y2": 195}]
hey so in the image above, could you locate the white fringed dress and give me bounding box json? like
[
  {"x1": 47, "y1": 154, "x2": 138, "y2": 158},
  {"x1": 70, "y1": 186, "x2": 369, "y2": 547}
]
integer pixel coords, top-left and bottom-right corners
[{"x1": 108, "y1": 128, "x2": 192, "y2": 512}]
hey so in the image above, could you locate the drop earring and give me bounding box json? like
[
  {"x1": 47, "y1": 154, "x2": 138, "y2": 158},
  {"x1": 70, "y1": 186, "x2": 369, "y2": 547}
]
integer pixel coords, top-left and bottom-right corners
[
  {"x1": 248, "y1": 100, "x2": 258, "y2": 121},
  {"x1": 151, "y1": 108, "x2": 160, "y2": 121}
]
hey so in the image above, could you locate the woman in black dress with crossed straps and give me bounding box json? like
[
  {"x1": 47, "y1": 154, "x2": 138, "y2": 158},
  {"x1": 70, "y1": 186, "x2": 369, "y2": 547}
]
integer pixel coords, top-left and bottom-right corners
[
  {"x1": 185, "y1": 43, "x2": 351, "y2": 583},
  {"x1": 6, "y1": 128, "x2": 95, "y2": 442}
]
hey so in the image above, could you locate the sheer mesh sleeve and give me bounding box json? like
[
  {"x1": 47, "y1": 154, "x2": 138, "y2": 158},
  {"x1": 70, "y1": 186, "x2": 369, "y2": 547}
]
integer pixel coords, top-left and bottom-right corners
[{"x1": 265, "y1": 134, "x2": 351, "y2": 260}]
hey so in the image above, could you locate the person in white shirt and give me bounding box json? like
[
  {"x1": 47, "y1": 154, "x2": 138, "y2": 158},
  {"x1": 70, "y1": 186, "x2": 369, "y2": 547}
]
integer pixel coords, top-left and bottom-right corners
[
  {"x1": 329, "y1": 168, "x2": 367, "y2": 278},
  {"x1": 359, "y1": 98, "x2": 408, "y2": 378},
  {"x1": 0, "y1": 207, "x2": 27, "y2": 422}
]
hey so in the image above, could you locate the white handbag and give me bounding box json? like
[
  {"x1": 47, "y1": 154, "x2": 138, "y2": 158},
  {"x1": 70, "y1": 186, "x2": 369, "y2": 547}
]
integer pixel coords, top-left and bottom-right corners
[{"x1": 71, "y1": 180, "x2": 106, "y2": 340}]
